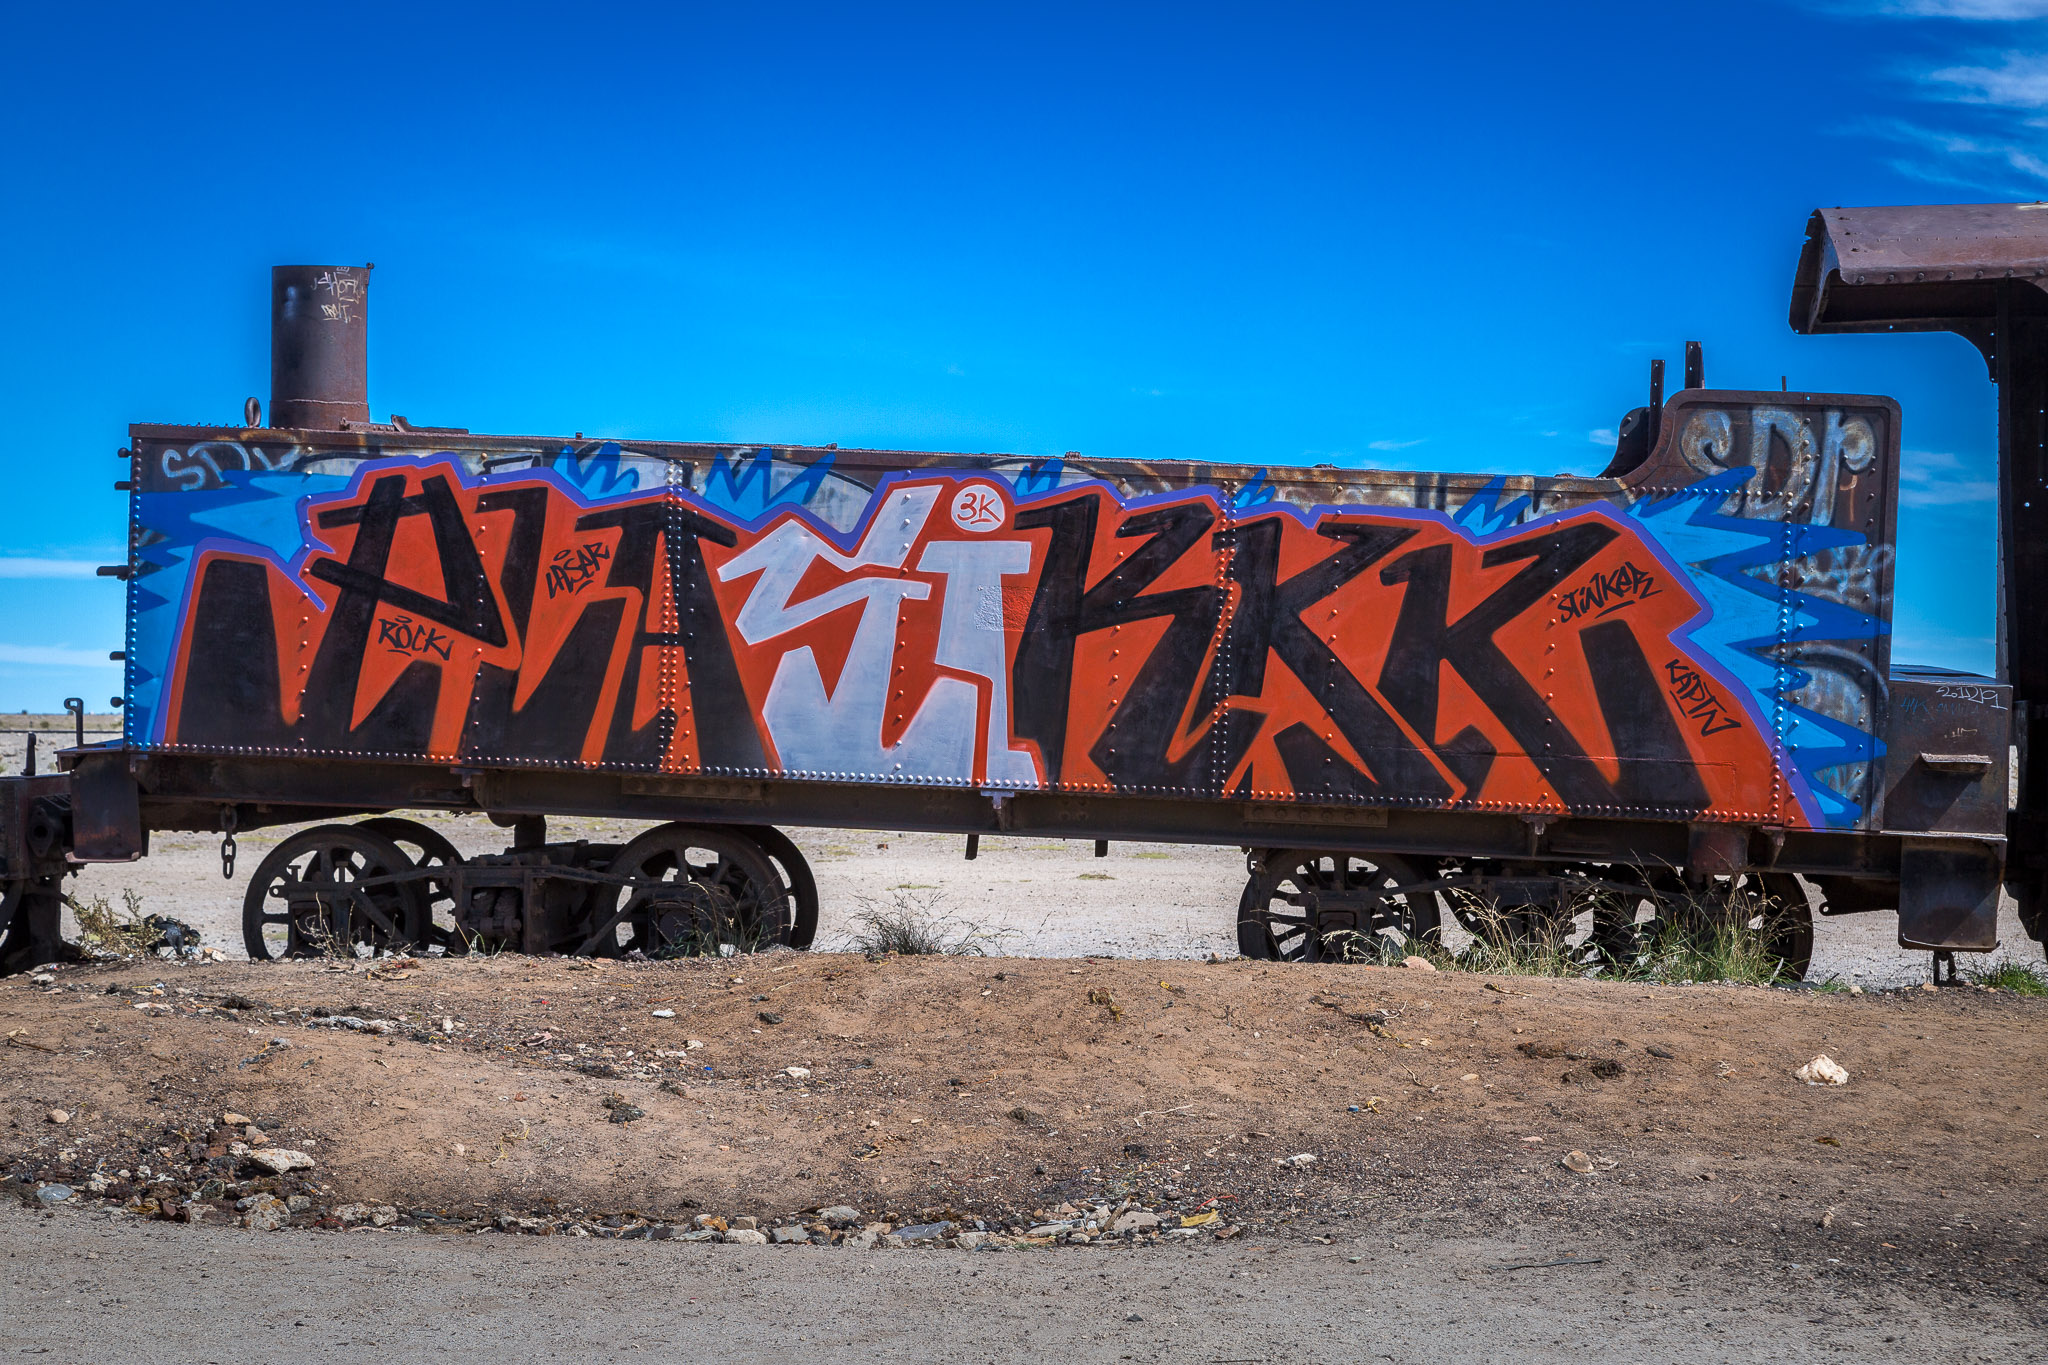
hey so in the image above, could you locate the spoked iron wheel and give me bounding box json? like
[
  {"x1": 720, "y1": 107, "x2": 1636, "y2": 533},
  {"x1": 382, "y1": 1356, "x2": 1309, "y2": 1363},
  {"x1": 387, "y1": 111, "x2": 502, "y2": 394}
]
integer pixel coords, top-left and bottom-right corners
[
  {"x1": 1569, "y1": 865, "x2": 1687, "y2": 970},
  {"x1": 1238, "y1": 850, "x2": 1438, "y2": 962},
  {"x1": 1588, "y1": 869, "x2": 1814, "y2": 982},
  {"x1": 359, "y1": 816, "x2": 465, "y2": 951},
  {"x1": 582, "y1": 824, "x2": 788, "y2": 958},
  {"x1": 0, "y1": 877, "x2": 72, "y2": 975},
  {"x1": 240, "y1": 825, "x2": 429, "y2": 961},
  {"x1": 1709, "y1": 871, "x2": 1815, "y2": 983},
  {"x1": 739, "y1": 825, "x2": 819, "y2": 950}
]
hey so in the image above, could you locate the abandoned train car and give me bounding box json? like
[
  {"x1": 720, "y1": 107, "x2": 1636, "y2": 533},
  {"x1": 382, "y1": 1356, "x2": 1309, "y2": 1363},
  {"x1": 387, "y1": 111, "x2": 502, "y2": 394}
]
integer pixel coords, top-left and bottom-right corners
[{"x1": 0, "y1": 202, "x2": 2038, "y2": 977}]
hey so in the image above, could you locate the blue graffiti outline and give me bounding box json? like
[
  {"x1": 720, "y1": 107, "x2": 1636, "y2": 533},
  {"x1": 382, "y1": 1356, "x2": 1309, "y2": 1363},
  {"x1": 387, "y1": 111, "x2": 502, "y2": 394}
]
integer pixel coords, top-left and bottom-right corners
[
  {"x1": 698, "y1": 447, "x2": 837, "y2": 521},
  {"x1": 1449, "y1": 476, "x2": 1534, "y2": 536}
]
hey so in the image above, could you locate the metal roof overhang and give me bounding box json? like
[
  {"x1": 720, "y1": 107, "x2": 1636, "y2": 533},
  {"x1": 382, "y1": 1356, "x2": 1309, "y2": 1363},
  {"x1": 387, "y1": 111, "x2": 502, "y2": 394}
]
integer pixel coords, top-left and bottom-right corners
[{"x1": 1789, "y1": 203, "x2": 2048, "y2": 351}]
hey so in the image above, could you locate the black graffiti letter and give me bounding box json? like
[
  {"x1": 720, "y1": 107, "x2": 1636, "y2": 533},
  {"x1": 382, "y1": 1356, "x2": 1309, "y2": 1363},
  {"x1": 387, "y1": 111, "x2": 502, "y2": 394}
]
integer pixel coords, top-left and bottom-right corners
[
  {"x1": 1011, "y1": 495, "x2": 1229, "y2": 791},
  {"x1": 1225, "y1": 517, "x2": 1452, "y2": 801}
]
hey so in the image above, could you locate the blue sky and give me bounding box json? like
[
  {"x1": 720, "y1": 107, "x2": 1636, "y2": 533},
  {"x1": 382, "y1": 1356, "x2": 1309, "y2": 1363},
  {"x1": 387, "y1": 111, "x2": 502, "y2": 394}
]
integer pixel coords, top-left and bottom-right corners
[{"x1": 2, "y1": 0, "x2": 2043, "y2": 709}]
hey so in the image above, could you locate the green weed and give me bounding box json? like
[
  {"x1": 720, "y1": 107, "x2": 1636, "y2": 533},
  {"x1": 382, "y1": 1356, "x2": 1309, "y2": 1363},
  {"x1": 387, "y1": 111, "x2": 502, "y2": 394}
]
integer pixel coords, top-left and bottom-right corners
[{"x1": 1967, "y1": 961, "x2": 2048, "y2": 995}]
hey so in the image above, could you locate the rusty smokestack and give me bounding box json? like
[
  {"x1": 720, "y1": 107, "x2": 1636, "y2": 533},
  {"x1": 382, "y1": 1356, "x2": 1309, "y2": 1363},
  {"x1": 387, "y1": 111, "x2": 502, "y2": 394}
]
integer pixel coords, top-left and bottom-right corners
[{"x1": 270, "y1": 264, "x2": 371, "y2": 429}]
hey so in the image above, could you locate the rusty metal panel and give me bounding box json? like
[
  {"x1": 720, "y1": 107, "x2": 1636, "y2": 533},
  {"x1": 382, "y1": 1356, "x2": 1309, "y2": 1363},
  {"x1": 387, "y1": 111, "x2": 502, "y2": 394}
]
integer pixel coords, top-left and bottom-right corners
[
  {"x1": 66, "y1": 751, "x2": 144, "y2": 862},
  {"x1": 1881, "y1": 669, "x2": 2011, "y2": 837},
  {"x1": 118, "y1": 405, "x2": 1898, "y2": 834},
  {"x1": 1897, "y1": 837, "x2": 2003, "y2": 951},
  {"x1": 1790, "y1": 203, "x2": 2048, "y2": 337}
]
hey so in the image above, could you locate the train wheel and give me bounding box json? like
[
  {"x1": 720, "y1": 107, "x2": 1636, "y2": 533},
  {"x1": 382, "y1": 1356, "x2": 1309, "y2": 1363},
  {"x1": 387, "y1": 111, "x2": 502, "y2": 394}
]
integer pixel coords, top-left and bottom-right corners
[
  {"x1": 1579, "y1": 867, "x2": 1685, "y2": 969},
  {"x1": 241, "y1": 825, "x2": 429, "y2": 961},
  {"x1": 1598, "y1": 871, "x2": 1814, "y2": 982},
  {"x1": 0, "y1": 877, "x2": 71, "y2": 975},
  {"x1": 1744, "y1": 872, "x2": 1816, "y2": 983},
  {"x1": 359, "y1": 817, "x2": 465, "y2": 950},
  {"x1": 581, "y1": 824, "x2": 787, "y2": 958},
  {"x1": 739, "y1": 825, "x2": 819, "y2": 949},
  {"x1": 1238, "y1": 850, "x2": 1439, "y2": 963}
]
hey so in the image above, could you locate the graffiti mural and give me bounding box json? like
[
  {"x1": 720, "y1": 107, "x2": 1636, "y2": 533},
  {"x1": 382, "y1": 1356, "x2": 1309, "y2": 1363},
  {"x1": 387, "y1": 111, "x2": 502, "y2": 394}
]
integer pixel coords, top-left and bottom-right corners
[{"x1": 122, "y1": 392, "x2": 1895, "y2": 830}]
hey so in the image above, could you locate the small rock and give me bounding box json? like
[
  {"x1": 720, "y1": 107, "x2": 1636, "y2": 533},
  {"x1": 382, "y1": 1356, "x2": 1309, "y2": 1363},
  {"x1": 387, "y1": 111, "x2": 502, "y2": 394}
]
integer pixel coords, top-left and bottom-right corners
[
  {"x1": 1587, "y1": 1059, "x2": 1626, "y2": 1080},
  {"x1": 221, "y1": 1113, "x2": 252, "y2": 1131},
  {"x1": 758, "y1": 1012, "x2": 783, "y2": 1025},
  {"x1": 1008, "y1": 1105, "x2": 1047, "y2": 1126},
  {"x1": 285, "y1": 1195, "x2": 313, "y2": 1213},
  {"x1": 841, "y1": 1229, "x2": 878, "y2": 1250},
  {"x1": 606, "y1": 1103, "x2": 645, "y2": 1124},
  {"x1": 954, "y1": 1231, "x2": 992, "y2": 1249},
  {"x1": 721, "y1": 1229, "x2": 769, "y2": 1245},
  {"x1": 1279, "y1": 1152, "x2": 1317, "y2": 1168},
  {"x1": 730, "y1": 1216, "x2": 758, "y2": 1231},
  {"x1": 893, "y1": 1221, "x2": 954, "y2": 1242},
  {"x1": 218, "y1": 995, "x2": 263, "y2": 1012},
  {"x1": 1645, "y1": 1045, "x2": 1676, "y2": 1060},
  {"x1": 784, "y1": 1066, "x2": 811, "y2": 1080},
  {"x1": 816, "y1": 1205, "x2": 862, "y2": 1227},
  {"x1": 1561, "y1": 1150, "x2": 1596, "y2": 1174},
  {"x1": 241, "y1": 1194, "x2": 289, "y2": 1230},
  {"x1": 1027, "y1": 1221, "x2": 1072, "y2": 1237},
  {"x1": 1796, "y1": 1055, "x2": 1849, "y2": 1086},
  {"x1": 247, "y1": 1148, "x2": 315, "y2": 1175},
  {"x1": 34, "y1": 1184, "x2": 73, "y2": 1206},
  {"x1": 650, "y1": 1009, "x2": 676, "y2": 1019},
  {"x1": 177, "y1": 1201, "x2": 210, "y2": 1224},
  {"x1": 45, "y1": 1109, "x2": 68, "y2": 1125},
  {"x1": 770, "y1": 1225, "x2": 807, "y2": 1244},
  {"x1": 1110, "y1": 1210, "x2": 1161, "y2": 1233},
  {"x1": 1400, "y1": 955, "x2": 1437, "y2": 971}
]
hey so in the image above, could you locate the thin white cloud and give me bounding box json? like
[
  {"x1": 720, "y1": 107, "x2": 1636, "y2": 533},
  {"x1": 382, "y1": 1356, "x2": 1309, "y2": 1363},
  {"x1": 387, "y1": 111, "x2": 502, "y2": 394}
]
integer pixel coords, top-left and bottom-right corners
[
  {"x1": 1818, "y1": 0, "x2": 2048, "y2": 14},
  {"x1": 1815, "y1": 0, "x2": 2048, "y2": 194},
  {"x1": 1588, "y1": 428, "x2": 1618, "y2": 447},
  {"x1": 1931, "y1": 51, "x2": 2048, "y2": 106},
  {"x1": 1859, "y1": 116, "x2": 2048, "y2": 194},
  {"x1": 0, "y1": 644, "x2": 119, "y2": 668},
  {"x1": 1366, "y1": 438, "x2": 1426, "y2": 451},
  {"x1": 1899, "y1": 448, "x2": 2000, "y2": 506},
  {"x1": 1876, "y1": 0, "x2": 2048, "y2": 16},
  {"x1": 0, "y1": 558, "x2": 105, "y2": 579}
]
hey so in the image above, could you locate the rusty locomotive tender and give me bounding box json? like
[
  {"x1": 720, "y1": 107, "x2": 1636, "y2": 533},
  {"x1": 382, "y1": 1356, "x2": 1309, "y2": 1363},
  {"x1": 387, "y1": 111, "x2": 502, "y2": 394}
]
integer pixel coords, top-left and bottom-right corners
[{"x1": 2, "y1": 203, "x2": 2042, "y2": 979}]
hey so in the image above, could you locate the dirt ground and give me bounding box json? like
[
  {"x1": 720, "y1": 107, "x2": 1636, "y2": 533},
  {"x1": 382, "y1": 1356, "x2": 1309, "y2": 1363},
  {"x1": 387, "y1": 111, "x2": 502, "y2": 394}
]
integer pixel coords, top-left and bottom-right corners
[{"x1": 4, "y1": 954, "x2": 2044, "y2": 1280}]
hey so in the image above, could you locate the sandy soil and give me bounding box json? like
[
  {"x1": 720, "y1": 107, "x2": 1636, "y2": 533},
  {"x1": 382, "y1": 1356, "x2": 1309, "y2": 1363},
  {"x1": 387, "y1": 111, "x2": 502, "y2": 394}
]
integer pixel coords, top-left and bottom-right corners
[{"x1": 3, "y1": 955, "x2": 2043, "y2": 1280}]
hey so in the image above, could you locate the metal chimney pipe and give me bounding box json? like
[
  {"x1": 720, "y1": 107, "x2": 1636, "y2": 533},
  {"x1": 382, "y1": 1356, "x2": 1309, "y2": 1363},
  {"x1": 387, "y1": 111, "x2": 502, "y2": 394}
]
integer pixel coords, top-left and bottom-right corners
[{"x1": 270, "y1": 264, "x2": 372, "y2": 429}]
